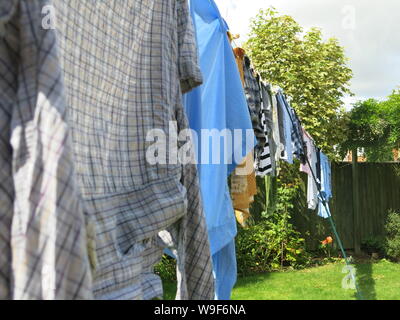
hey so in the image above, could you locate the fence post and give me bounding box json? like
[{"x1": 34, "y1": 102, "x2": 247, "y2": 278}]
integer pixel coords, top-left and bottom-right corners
[{"x1": 352, "y1": 149, "x2": 361, "y2": 255}]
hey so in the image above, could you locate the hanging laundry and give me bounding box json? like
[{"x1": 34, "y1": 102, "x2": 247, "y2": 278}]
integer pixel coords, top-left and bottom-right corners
[
  {"x1": 300, "y1": 129, "x2": 319, "y2": 210},
  {"x1": 229, "y1": 154, "x2": 257, "y2": 213},
  {"x1": 281, "y1": 93, "x2": 307, "y2": 164},
  {"x1": 0, "y1": 0, "x2": 94, "y2": 299},
  {"x1": 52, "y1": 0, "x2": 214, "y2": 300},
  {"x1": 233, "y1": 47, "x2": 246, "y2": 84},
  {"x1": 231, "y1": 166, "x2": 257, "y2": 229},
  {"x1": 276, "y1": 91, "x2": 294, "y2": 164},
  {"x1": 256, "y1": 82, "x2": 275, "y2": 176},
  {"x1": 239, "y1": 56, "x2": 339, "y2": 251},
  {"x1": 231, "y1": 47, "x2": 257, "y2": 228},
  {"x1": 234, "y1": 208, "x2": 251, "y2": 228},
  {"x1": 243, "y1": 56, "x2": 266, "y2": 156},
  {"x1": 290, "y1": 108, "x2": 306, "y2": 164},
  {"x1": 184, "y1": 0, "x2": 256, "y2": 300},
  {"x1": 316, "y1": 147, "x2": 322, "y2": 190},
  {"x1": 230, "y1": 153, "x2": 257, "y2": 228},
  {"x1": 318, "y1": 152, "x2": 332, "y2": 218},
  {"x1": 270, "y1": 92, "x2": 284, "y2": 176}
]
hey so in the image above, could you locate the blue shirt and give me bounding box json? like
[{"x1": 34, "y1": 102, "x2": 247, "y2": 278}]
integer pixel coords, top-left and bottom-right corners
[
  {"x1": 318, "y1": 152, "x2": 332, "y2": 218},
  {"x1": 184, "y1": 0, "x2": 255, "y2": 299}
]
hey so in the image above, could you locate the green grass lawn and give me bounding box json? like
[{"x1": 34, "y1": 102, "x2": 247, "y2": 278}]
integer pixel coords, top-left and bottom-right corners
[{"x1": 162, "y1": 259, "x2": 400, "y2": 300}]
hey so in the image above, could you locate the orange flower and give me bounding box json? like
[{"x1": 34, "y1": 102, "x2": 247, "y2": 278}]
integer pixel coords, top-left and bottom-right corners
[{"x1": 321, "y1": 236, "x2": 333, "y2": 246}]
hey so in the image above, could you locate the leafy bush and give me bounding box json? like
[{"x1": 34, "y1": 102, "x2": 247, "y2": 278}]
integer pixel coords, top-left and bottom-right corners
[
  {"x1": 361, "y1": 236, "x2": 385, "y2": 256},
  {"x1": 154, "y1": 255, "x2": 176, "y2": 282},
  {"x1": 236, "y1": 168, "x2": 312, "y2": 275},
  {"x1": 235, "y1": 216, "x2": 311, "y2": 275},
  {"x1": 383, "y1": 210, "x2": 400, "y2": 262}
]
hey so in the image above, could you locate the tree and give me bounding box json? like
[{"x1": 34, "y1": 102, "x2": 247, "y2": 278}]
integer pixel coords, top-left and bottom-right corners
[
  {"x1": 340, "y1": 90, "x2": 400, "y2": 162},
  {"x1": 245, "y1": 8, "x2": 353, "y2": 158},
  {"x1": 382, "y1": 89, "x2": 400, "y2": 151}
]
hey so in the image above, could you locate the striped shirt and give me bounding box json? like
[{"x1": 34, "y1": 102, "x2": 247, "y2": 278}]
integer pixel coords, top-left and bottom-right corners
[
  {"x1": 256, "y1": 83, "x2": 274, "y2": 176},
  {"x1": 243, "y1": 55, "x2": 266, "y2": 156}
]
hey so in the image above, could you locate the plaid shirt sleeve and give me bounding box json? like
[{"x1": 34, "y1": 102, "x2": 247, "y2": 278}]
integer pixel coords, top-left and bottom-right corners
[
  {"x1": 174, "y1": 102, "x2": 215, "y2": 300},
  {"x1": 0, "y1": 0, "x2": 93, "y2": 300},
  {"x1": 177, "y1": 0, "x2": 203, "y2": 94}
]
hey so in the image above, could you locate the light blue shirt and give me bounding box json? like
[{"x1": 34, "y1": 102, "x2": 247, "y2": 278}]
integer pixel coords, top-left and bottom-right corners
[
  {"x1": 183, "y1": 0, "x2": 255, "y2": 300},
  {"x1": 318, "y1": 152, "x2": 332, "y2": 218}
]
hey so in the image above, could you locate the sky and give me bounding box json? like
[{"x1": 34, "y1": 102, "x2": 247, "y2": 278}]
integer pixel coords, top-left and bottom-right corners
[{"x1": 214, "y1": 0, "x2": 400, "y2": 109}]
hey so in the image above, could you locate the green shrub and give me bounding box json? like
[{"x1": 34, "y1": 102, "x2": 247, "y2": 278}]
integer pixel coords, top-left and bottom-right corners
[
  {"x1": 383, "y1": 210, "x2": 400, "y2": 262},
  {"x1": 235, "y1": 216, "x2": 311, "y2": 275},
  {"x1": 236, "y1": 162, "x2": 313, "y2": 275},
  {"x1": 154, "y1": 254, "x2": 176, "y2": 282},
  {"x1": 361, "y1": 235, "x2": 385, "y2": 256}
]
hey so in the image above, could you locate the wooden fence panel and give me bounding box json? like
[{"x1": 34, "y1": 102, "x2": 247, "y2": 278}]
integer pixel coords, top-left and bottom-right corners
[{"x1": 291, "y1": 162, "x2": 400, "y2": 251}]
